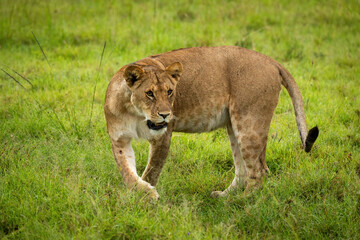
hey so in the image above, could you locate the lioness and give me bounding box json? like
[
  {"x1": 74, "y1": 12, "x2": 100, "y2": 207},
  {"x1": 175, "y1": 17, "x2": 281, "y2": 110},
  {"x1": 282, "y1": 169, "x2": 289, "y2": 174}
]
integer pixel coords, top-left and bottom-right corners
[{"x1": 104, "y1": 46, "x2": 319, "y2": 199}]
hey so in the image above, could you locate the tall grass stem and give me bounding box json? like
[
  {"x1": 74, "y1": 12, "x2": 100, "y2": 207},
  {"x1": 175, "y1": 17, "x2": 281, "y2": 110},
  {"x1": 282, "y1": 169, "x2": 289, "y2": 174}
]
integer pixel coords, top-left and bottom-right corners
[{"x1": 89, "y1": 41, "x2": 106, "y2": 128}]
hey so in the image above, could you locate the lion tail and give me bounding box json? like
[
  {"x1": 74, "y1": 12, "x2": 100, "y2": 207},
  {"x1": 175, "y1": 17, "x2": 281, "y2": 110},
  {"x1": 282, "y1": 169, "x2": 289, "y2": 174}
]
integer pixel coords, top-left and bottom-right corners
[{"x1": 277, "y1": 64, "x2": 319, "y2": 152}]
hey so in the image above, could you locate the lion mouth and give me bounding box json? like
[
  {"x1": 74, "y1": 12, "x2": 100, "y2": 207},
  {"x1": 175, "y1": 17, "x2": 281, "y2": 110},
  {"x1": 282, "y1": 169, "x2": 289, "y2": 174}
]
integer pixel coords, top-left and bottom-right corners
[{"x1": 147, "y1": 120, "x2": 168, "y2": 130}]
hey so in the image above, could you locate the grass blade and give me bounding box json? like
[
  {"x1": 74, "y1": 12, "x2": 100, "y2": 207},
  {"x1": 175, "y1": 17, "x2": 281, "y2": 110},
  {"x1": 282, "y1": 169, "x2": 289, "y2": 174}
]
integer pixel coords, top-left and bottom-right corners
[
  {"x1": 88, "y1": 41, "x2": 106, "y2": 127},
  {"x1": 32, "y1": 31, "x2": 51, "y2": 68},
  {"x1": 1, "y1": 68, "x2": 26, "y2": 89},
  {"x1": 97, "y1": 41, "x2": 106, "y2": 75},
  {"x1": 33, "y1": 99, "x2": 67, "y2": 134},
  {"x1": 12, "y1": 69, "x2": 33, "y2": 87}
]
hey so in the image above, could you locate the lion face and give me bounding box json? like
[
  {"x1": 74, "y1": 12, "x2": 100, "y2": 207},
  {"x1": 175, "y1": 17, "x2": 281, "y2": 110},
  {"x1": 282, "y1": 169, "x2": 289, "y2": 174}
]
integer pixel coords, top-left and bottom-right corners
[{"x1": 124, "y1": 62, "x2": 182, "y2": 131}]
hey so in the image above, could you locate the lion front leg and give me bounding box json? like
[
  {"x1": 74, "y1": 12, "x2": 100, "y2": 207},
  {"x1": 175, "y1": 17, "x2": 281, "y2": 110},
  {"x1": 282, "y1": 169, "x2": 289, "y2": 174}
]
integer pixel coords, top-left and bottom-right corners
[
  {"x1": 141, "y1": 130, "x2": 172, "y2": 186},
  {"x1": 110, "y1": 137, "x2": 159, "y2": 200}
]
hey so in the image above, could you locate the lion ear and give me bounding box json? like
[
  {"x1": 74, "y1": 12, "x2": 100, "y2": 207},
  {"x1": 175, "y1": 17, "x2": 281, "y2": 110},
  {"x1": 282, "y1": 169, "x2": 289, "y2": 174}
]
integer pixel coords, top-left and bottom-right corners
[
  {"x1": 166, "y1": 62, "x2": 182, "y2": 81},
  {"x1": 124, "y1": 65, "x2": 144, "y2": 87}
]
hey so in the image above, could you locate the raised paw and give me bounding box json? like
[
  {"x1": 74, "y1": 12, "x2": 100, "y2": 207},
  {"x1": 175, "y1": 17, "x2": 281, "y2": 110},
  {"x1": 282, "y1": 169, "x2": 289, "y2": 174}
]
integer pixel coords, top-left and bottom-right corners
[
  {"x1": 136, "y1": 179, "x2": 160, "y2": 201},
  {"x1": 147, "y1": 188, "x2": 160, "y2": 201},
  {"x1": 210, "y1": 190, "x2": 227, "y2": 198}
]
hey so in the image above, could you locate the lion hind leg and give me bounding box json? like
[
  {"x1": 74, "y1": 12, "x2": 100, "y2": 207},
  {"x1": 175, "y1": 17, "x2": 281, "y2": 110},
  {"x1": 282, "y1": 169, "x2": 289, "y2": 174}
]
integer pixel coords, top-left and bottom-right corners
[
  {"x1": 211, "y1": 101, "x2": 273, "y2": 197},
  {"x1": 211, "y1": 124, "x2": 246, "y2": 198},
  {"x1": 236, "y1": 114, "x2": 272, "y2": 192}
]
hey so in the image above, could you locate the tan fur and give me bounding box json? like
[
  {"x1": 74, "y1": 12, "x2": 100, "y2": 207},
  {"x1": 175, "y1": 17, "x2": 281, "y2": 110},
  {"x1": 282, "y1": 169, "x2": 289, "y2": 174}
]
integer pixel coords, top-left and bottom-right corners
[{"x1": 104, "y1": 46, "x2": 315, "y2": 199}]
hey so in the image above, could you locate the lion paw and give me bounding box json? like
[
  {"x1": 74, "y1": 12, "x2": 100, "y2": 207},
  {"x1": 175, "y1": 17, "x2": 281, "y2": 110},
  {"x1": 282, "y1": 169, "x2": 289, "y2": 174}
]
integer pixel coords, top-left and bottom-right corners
[
  {"x1": 210, "y1": 191, "x2": 227, "y2": 198},
  {"x1": 147, "y1": 189, "x2": 160, "y2": 201},
  {"x1": 136, "y1": 179, "x2": 160, "y2": 201}
]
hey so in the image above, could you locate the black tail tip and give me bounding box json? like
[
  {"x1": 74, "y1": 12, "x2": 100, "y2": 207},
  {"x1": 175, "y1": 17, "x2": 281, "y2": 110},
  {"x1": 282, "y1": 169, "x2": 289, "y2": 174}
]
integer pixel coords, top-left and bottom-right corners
[{"x1": 305, "y1": 126, "x2": 319, "y2": 153}]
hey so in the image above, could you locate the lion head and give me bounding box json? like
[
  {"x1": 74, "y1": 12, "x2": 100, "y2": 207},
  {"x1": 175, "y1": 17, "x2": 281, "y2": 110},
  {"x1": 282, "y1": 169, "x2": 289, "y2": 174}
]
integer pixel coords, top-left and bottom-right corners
[{"x1": 123, "y1": 62, "x2": 182, "y2": 131}]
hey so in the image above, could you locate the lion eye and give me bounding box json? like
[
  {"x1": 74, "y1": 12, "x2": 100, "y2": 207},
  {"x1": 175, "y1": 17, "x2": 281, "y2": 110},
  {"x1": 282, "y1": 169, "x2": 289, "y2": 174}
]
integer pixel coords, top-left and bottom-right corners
[
  {"x1": 146, "y1": 91, "x2": 154, "y2": 97},
  {"x1": 167, "y1": 89, "x2": 173, "y2": 96}
]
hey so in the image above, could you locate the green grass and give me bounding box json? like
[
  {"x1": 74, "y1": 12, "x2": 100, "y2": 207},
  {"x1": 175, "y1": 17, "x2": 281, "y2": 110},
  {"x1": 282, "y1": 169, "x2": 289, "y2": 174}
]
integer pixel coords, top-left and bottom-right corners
[{"x1": 1, "y1": 0, "x2": 360, "y2": 239}]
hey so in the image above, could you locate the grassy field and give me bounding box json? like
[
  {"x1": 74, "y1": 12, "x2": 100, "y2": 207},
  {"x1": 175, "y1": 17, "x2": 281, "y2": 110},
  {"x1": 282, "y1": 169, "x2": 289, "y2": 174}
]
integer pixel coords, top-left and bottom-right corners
[{"x1": 1, "y1": 0, "x2": 359, "y2": 239}]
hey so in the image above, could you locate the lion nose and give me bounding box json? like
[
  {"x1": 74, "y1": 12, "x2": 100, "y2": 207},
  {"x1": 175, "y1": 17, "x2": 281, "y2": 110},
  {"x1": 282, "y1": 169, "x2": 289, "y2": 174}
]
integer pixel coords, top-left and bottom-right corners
[{"x1": 158, "y1": 112, "x2": 170, "y2": 119}]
